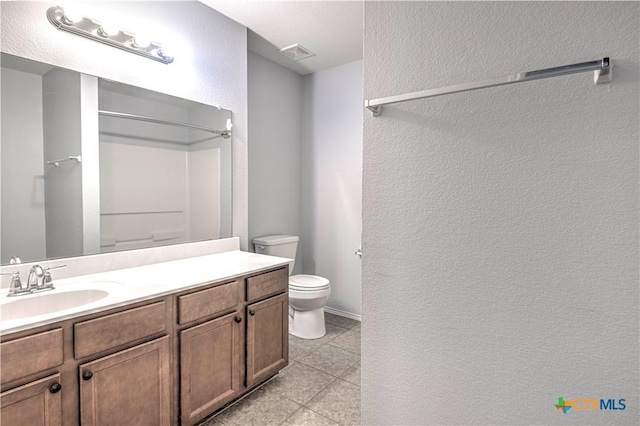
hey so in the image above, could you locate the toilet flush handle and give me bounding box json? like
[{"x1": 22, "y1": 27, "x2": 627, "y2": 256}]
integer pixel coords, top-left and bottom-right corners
[{"x1": 256, "y1": 245, "x2": 265, "y2": 252}]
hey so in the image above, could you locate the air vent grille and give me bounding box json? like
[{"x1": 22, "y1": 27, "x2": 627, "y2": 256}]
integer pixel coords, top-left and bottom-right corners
[{"x1": 278, "y1": 44, "x2": 316, "y2": 61}]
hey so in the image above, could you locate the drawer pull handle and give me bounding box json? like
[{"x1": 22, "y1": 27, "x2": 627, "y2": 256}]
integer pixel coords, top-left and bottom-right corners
[
  {"x1": 249, "y1": 309, "x2": 256, "y2": 316},
  {"x1": 82, "y1": 370, "x2": 93, "y2": 381},
  {"x1": 234, "y1": 316, "x2": 242, "y2": 323},
  {"x1": 49, "y1": 383, "x2": 62, "y2": 394}
]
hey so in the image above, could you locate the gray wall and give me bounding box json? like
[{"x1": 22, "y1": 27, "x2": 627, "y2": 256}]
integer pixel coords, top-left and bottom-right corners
[
  {"x1": 247, "y1": 52, "x2": 303, "y2": 272},
  {"x1": 1, "y1": 1, "x2": 249, "y2": 249},
  {"x1": 247, "y1": 54, "x2": 364, "y2": 316},
  {"x1": 0, "y1": 68, "x2": 46, "y2": 263},
  {"x1": 362, "y1": 2, "x2": 639, "y2": 424},
  {"x1": 42, "y1": 69, "x2": 87, "y2": 259},
  {"x1": 301, "y1": 61, "x2": 363, "y2": 317}
]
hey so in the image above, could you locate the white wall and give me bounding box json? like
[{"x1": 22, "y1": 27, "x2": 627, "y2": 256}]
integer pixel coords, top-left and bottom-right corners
[
  {"x1": 247, "y1": 52, "x2": 303, "y2": 272},
  {"x1": 80, "y1": 74, "x2": 101, "y2": 256},
  {"x1": 0, "y1": 1, "x2": 249, "y2": 249},
  {"x1": 301, "y1": 61, "x2": 363, "y2": 317},
  {"x1": 362, "y1": 2, "x2": 639, "y2": 425},
  {"x1": 0, "y1": 68, "x2": 46, "y2": 263}
]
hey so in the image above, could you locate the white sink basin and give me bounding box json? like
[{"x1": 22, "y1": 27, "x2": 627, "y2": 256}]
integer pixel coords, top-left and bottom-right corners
[{"x1": 1, "y1": 282, "x2": 123, "y2": 321}]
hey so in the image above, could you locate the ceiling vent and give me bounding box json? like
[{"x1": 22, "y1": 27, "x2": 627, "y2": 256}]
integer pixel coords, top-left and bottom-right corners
[{"x1": 278, "y1": 44, "x2": 316, "y2": 61}]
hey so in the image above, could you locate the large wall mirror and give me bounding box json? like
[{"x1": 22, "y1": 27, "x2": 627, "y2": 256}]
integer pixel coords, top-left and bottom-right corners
[{"x1": 1, "y1": 53, "x2": 233, "y2": 265}]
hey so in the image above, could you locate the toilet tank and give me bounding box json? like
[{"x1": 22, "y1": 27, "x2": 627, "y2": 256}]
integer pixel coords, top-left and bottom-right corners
[{"x1": 253, "y1": 235, "x2": 299, "y2": 273}]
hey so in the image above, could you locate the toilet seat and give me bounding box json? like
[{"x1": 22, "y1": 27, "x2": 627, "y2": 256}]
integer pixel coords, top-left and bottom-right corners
[{"x1": 289, "y1": 274, "x2": 330, "y2": 291}]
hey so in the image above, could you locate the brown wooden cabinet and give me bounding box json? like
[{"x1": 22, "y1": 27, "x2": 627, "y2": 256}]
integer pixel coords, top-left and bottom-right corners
[
  {"x1": 179, "y1": 312, "x2": 243, "y2": 425},
  {"x1": 79, "y1": 336, "x2": 171, "y2": 426},
  {"x1": 0, "y1": 265, "x2": 289, "y2": 426},
  {"x1": 246, "y1": 292, "x2": 289, "y2": 388},
  {"x1": 0, "y1": 373, "x2": 62, "y2": 426}
]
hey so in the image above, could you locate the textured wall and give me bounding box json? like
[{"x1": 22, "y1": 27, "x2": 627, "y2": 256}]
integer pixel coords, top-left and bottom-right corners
[
  {"x1": 301, "y1": 60, "x2": 363, "y2": 317},
  {"x1": 362, "y1": 2, "x2": 639, "y2": 424},
  {"x1": 0, "y1": 1, "x2": 249, "y2": 249},
  {"x1": 247, "y1": 52, "x2": 303, "y2": 272}
]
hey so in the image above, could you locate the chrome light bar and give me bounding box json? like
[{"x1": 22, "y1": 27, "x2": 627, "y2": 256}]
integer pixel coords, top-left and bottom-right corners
[{"x1": 46, "y1": 5, "x2": 174, "y2": 64}]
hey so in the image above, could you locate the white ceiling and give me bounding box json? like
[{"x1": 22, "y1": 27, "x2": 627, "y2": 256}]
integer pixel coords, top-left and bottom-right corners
[{"x1": 200, "y1": 1, "x2": 364, "y2": 75}]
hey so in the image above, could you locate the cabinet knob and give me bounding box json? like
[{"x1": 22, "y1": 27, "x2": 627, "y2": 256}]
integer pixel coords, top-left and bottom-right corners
[
  {"x1": 49, "y1": 383, "x2": 62, "y2": 394},
  {"x1": 234, "y1": 316, "x2": 242, "y2": 323},
  {"x1": 249, "y1": 309, "x2": 255, "y2": 316},
  {"x1": 82, "y1": 370, "x2": 93, "y2": 381}
]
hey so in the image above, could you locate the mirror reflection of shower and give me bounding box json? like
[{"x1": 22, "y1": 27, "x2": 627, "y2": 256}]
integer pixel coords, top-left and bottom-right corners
[
  {"x1": 0, "y1": 53, "x2": 233, "y2": 265},
  {"x1": 98, "y1": 79, "x2": 232, "y2": 254}
]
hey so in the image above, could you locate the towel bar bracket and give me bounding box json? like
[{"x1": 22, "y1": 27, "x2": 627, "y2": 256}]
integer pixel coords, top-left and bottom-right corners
[{"x1": 365, "y1": 104, "x2": 381, "y2": 117}]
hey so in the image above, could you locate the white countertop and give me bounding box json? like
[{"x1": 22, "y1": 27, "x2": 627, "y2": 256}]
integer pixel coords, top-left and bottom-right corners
[{"x1": 0, "y1": 250, "x2": 290, "y2": 336}]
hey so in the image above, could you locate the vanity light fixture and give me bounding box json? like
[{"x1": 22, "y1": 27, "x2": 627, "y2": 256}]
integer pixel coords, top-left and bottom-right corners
[{"x1": 46, "y1": 5, "x2": 174, "y2": 64}]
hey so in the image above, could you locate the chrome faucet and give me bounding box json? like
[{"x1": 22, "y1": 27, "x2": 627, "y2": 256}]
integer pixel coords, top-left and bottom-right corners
[
  {"x1": 1, "y1": 264, "x2": 66, "y2": 297},
  {"x1": 27, "y1": 265, "x2": 46, "y2": 289},
  {"x1": 27, "y1": 264, "x2": 66, "y2": 291}
]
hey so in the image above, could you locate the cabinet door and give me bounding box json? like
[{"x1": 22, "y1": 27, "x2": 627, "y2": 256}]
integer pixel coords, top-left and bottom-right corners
[
  {"x1": 246, "y1": 292, "x2": 288, "y2": 388},
  {"x1": 79, "y1": 336, "x2": 170, "y2": 426},
  {"x1": 180, "y1": 311, "x2": 242, "y2": 426},
  {"x1": 1, "y1": 373, "x2": 62, "y2": 426}
]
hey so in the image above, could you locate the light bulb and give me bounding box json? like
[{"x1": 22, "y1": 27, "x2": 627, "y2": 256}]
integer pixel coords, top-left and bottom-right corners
[
  {"x1": 156, "y1": 47, "x2": 173, "y2": 61},
  {"x1": 61, "y1": 8, "x2": 83, "y2": 25},
  {"x1": 131, "y1": 36, "x2": 150, "y2": 49},
  {"x1": 97, "y1": 24, "x2": 119, "y2": 37}
]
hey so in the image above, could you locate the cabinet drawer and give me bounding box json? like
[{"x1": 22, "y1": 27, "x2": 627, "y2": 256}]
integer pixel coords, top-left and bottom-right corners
[
  {"x1": 178, "y1": 280, "x2": 240, "y2": 325},
  {"x1": 0, "y1": 328, "x2": 64, "y2": 384},
  {"x1": 74, "y1": 301, "x2": 167, "y2": 359},
  {"x1": 246, "y1": 268, "x2": 288, "y2": 303}
]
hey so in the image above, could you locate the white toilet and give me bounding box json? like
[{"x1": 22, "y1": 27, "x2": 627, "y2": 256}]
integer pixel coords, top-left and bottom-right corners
[{"x1": 253, "y1": 235, "x2": 331, "y2": 339}]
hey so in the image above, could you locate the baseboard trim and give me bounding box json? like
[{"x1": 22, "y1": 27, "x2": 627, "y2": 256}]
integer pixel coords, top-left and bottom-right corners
[{"x1": 324, "y1": 306, "x2": 361, "y2": 322}]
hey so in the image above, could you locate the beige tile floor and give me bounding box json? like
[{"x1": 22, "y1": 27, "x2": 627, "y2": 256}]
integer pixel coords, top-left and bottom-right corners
[{"x1": 199, "y1": 313, "x2": 361, "y2": 426}]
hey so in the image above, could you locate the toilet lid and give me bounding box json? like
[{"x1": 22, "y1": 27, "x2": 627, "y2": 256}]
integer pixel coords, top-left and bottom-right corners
[{"x1": 289, "y1": 274, "x2": 330, "y2": 291}]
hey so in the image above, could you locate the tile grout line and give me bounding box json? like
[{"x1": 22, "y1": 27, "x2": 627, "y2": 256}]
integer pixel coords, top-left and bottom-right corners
[
  {"x1": 326, "y1": 340, "x2": 361, "y2": 356},
  {"x1": 272, "y1": 355, "x2": 356, "y2": 424},
  {"x1": 295, "y1": 347, "x2": 360, "y2": 379},
  {"x1": 296, "y1": 356, "x2": 360, "y2": 379},
  {"x1": 296, "y1": 358, "x2": 349, "y2": 379},
  {"x1": 274, "y1": 373, "x2": 343, "y2": 425},
  {"x1": 301, "y1": 378, "x2": 360, "y2": 426},
  {"x1": 277, "y1": 405, "x2": 304, "y2": 425},
  {"x1": 300, "y1": 375, "x2": 344, "y2": 425}
]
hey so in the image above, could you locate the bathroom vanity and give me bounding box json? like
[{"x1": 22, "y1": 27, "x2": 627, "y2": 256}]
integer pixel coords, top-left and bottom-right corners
[{"x1": 0, "y1": 251, "x2": 289, "y2": 426}]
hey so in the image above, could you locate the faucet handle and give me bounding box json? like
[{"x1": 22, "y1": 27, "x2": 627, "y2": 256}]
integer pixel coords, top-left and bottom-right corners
[
  {"x1": 43, "y1": 265, "x2": 66, "y2": 288},
  {"x1": 1, "y1": 271, "x2": 28, "y2": 296}
]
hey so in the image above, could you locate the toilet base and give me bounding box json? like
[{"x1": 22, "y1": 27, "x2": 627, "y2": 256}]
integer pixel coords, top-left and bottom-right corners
[{"x1": 289, "y1": 307, "x2": 326, "y2": 339}]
